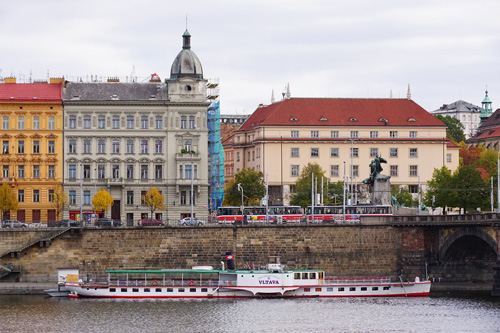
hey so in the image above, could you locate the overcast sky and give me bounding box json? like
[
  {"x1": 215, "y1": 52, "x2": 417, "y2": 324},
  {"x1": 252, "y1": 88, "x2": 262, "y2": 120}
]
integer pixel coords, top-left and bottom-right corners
[{"x1": 1, "y1": 0, "x2": 499, "y2": 115}]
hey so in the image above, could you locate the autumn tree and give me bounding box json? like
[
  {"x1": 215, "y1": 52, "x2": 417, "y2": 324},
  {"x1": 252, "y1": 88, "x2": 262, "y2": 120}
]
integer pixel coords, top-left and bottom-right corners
[
  {"x1": 290, "y1": 163, "x2": 330, "y2": 208},
  {"x1": 0, "y1": 183, "x2": 18, "y2": 220},
  {"x1": 142, "y1": 187, "x2": 165, "y2": 218},
  {"x1": 92, "y1": 189, "x2": 114, "y2": 218},
  {"x1": 223, "y1": 169, "x2": 265, "y2": 206},
  {"x1": 459, "y1": 143, "x2": 483, "y2": 167},
  {"x1": 52, "y1": 186, "x2": 69, "y2": 221},
  {"x1": 435, "y1": 114, "x2": 466, "y2": 143}
]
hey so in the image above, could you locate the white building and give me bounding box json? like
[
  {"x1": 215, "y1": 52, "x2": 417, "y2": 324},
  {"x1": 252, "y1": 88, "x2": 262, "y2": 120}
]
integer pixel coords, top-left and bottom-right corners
[{"x1": 431, "y1": 100, "x2": 481, "y2": 139}]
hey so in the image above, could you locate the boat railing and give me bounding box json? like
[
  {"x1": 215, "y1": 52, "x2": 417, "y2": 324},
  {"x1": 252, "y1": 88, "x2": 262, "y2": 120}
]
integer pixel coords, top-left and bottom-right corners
[
  {"x1": 100, "y1": 279, "x2": 220, "y2": 287},
  {"x1": 322, "y1": 277, "x2": 391, "y2": 285}
]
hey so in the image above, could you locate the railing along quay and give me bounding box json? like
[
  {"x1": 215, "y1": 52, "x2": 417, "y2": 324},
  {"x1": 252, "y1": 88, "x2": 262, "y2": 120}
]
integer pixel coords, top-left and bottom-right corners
[{"x1": 387, "y1": 213, "x2": 500, "y2": 227}]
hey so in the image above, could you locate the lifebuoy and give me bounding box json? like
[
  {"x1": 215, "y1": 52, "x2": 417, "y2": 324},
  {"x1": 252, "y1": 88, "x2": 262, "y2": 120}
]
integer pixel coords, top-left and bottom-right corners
[
  {"x1": 152, "y1": 280, "x2": 158, "y2": 286},
  {"x1": 189, "y1": 280, "x2": 195, "y2": 286}
]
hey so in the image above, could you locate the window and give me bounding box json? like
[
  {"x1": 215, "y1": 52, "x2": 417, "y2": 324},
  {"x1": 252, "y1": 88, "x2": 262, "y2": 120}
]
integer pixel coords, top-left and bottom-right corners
[
  {"x1": 350, "y1": 131, "x2": 358, "y2": 138},
  {"x1": 370, "y1": 148, "x2": 378, "y2": 157},
  {"x1": 83, "y1": 165, "x2": 90, "y2": 179},
  {"x1": 18, "y1": 117, "x2": 24, "y2": 130},
  {"x1": 33, "y1": 117, "x2": 39, "y2": 130},
  {"x1": 409, "y1": 165, "x2": 418, "y2": 177},
  {"x1": 126, "y1": 165, "x2": 134, "y2": 179},
  {"x1": 409, "y1": 148, "x2": 418, "y2": 158},
  {"x1": 112, "y1": 140, "x2": 120, "y2": 154},
  {"x1": 291, "y1": 165, "x2": 299, "y2": 176},
  {"x1": 185, "y1": 164, "x2": 192, "y2": 179},
  {"x1": 141, "y1": 116, "x2": 148, "y2": 129},
  {"x1": 2, "y1": 141, "x2": 8, "y2": 154},
  {"x1": 98, "y1": 139, "x2": 105, "y2": 153},
  {"x1": 18, "y1": 165, "x2": 24, "y2": 178},
  {"x1": 155, "y1": 140, "x2": 163, "y2": 154},
  {"x1": 189, "y1": 116, "x2": 195, "y2": 129},
  {"x1": 181, "y1": 116, "x2": 187, "y2": 129},
  {"x1": 390, "y1": 165, "x2": 398, "y2": 177},
  {"x1": 390, "y1": 148, "x2": 398, "y2": 157},
  {"x1": 155, "y1": 116, "x2": 163, "y2": 129},
  {"x1": 33, "y1": 165, "x2": 40, "y2": 178},
  {"x1": 409, "y1": 131, "x2": 417, "y2": 138},
  {"x1": 127, "y1": 115, "x2": 134, "y2": 129},
  {"x1": 17, "y1": 141, "x2": 24, "y2": 154},
  {"x1": 83, "y1": 139, "x2": 91, "y2": 154},
  {"x1": 2, "y1": 165, "x2": 9, "y2": 178},
  {"x1": 351, "y1": 148, "x2": 359, "y2": 158},
  {"x1": 155, "y1": 165, "x2": 163, "y2": 179},
  {"x1": 331, "y1": 165, "x2": 339, "y2": 177},
  {"x1": 98, "y1": 115, "x2": 105, "y2": 129},
  {"x1": 83, "y1": 115, "x2": 91, "y2": 129},
  {"x1": 370, "y1": 131, "x2": 378, "y2": 138},
  {"x1": 247, "y1": 151, "x2": 251, "y2": 161},
  {"x1": 447, "y1": 153, "x2": 451, "y2": 163},
  {"x1": 33, "y1": 140, "x2": 40, "y2": 154},
  {"x1": 141, "y1": 165, "x2": 148, "y2": 179},
  {"x1": 194, "y1": 165, "x2": 198, "y2": 179},
  {"x1": 390, "y1": 131, "x2": 398, "y2": 138},
  {"x1": 98, "y1": 165, "x2": 105, "y2": 179},
  {"x1": 180, "y1": 191, "x2": 187, "y2": 205},
  {"x1": 184, "y1": 140, "x2": 192, "y2": 152},
  {"x1": 127, "y1": 140, "x2": 134, "y2": 154},
  {"x1": 69, "y1": 191, "x2": 76, "y2": 205},
  {"x1": 127, "y1": 191, "x2": 134, "y2": 205},
  {"x1": 18, "y1": 190, "x2": 24, "y2": 203},
  {"x1": 112, "y1": 165, "x2": 120, "y2": 179},
  {"x1": 311, "y1": 148, "x2": 319, "y2": 157},
  {"x1": 112, "y1": 115, "x2": 120, "y2": 129},
  {"x1": 311, "y1": 131, "x2": 319, "y2": 138},
  {"x1": 291, "y1": 130, "x2": 299, "y2": 138},
  {"x1": 2, "y1": 116, "x2": 8, "y2": 129},
  {"x1": 236, "y1": 152, "x2": 240, "y2": 162},
  {"x1": 33, "y1": 190, "x2": 40, "y2": 203},
  {"x1": 48, "y1": 117, "x2": 55, "y2": 130},
  {"x1": 352, "y1": 165, "x2": 359, "y2": 177},
  {"x1": 69, "y1": 139, "x2": 76, "y2": 153},
  {"x1": 69, "y1": 164, "x2": 76, "y2": 179},
  {"x1": 68, "y1": 115, "x2": 76, "y2": 129},
  {"x1": 141, "y1": 140, "x2": 148, "y2": 153},
  {"x1": 331, "y1": 131, "x2": 339, "y2": 138},
  {"x1": 291, "y1": 148, "x2": 299, "y2": 157},
  {"x1": 84, "y1": 191, "x2": 90, "y2": 205},
  {"x1": 409, "y1": 185, "x2": 419, "y2": 194},
  {"x1": 48, "y1": 165, "x2": 55, "y2": 178},
  {"x1": 330, "y1": 148, "x2": 339, "y2": 157},
  {"x1": 48, "y1": 141, "x2": 55, "y2": 154}
]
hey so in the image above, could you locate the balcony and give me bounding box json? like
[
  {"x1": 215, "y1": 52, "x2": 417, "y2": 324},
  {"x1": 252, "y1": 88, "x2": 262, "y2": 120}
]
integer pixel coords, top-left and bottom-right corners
[
  {"x1": 107, "y1": 178, "x2": 124, "y2": 185},
  {"x1": 175, "y1": 152, "x2": 201, "y2": 161},
  {"x1": 176, "y1": 178, "x2": 202, "y2": 186}
]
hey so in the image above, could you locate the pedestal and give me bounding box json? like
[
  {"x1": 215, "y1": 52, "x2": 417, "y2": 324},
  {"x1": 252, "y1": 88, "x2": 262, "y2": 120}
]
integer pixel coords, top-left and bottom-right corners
[{"x1": 372, "y1": 174, "x2": 391, "y2": 206}]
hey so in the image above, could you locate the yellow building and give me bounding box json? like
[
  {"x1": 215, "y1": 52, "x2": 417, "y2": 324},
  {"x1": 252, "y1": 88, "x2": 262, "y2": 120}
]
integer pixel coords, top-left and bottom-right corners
[
  {"x1": 231, "y1": 97, "x2": 460, "y2": 205},
  {"x1": 0, "y1": 77, "x2": 64, "y2": 223}
]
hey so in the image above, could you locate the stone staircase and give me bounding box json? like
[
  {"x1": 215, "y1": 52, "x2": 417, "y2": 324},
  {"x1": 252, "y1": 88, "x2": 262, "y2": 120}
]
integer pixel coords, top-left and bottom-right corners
[{"x1": 0, "y1": 227, "x2": 71, "y2": 259}]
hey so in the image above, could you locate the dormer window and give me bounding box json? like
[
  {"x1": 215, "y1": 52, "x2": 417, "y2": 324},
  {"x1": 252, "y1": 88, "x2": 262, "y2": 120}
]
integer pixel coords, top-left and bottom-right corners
[
  {"x1": 379, "y1": 117, "x2": 387, "y2": 123},
  {"x1": 349, "y1": 117, "x2": 358, "y2": 122},
  {"x1": 290, "y1": 117, "x2": 298, "y2": 121},
  {"x1": 408, "y1": 117, "x2": 416, "y2": 122},
  {"x1": 320, "y1": 117, "x2": 328, "y2": 121}
]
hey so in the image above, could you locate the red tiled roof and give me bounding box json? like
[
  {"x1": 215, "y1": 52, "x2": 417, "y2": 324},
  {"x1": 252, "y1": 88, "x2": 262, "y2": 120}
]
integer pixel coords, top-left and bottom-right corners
[
  {"x1": 238, "y1": 98, "x2": 444, "y2": 131},
  {"x1": 447, "y1": 140, "x2": 460, "y2": 148},
  {"x1": 0, "y1": 83, "x2": 62, "y2": 102},
  {"x1": 469, "y1": 127, "x2": 500, "y2": 141}
]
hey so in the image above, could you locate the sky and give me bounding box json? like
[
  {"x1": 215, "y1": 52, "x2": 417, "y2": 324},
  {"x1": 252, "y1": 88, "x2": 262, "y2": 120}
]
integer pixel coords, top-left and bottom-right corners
[{"x1": 1, "y1": 0, "x2": 499, "y2": 115}]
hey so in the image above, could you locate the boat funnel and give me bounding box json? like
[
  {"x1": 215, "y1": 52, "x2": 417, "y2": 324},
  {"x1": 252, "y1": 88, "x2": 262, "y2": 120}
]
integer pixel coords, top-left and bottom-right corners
[{"x1": 225, "y1": 252, "x2": 235, "y2": 271}]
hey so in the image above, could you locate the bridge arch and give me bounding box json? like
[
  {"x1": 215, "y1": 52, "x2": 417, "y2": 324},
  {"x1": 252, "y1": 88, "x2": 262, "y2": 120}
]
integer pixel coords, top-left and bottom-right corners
[{"x1": 439, "y1": 227, "x2": 498, "y2": 261}]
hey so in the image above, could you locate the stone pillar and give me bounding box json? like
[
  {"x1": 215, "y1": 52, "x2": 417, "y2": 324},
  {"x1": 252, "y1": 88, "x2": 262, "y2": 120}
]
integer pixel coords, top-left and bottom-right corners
[
  {"x1": 493, "y1": 259, "x2": 500, "y2": 296},
  {"x1": 372, "y1": 174, "x2": 391, "y2": 206}
]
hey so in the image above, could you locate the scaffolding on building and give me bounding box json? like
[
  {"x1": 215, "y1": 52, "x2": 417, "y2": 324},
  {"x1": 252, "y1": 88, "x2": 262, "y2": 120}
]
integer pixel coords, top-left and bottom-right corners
[{"x1": 207, "y1": 79, "x2": 225, "y2": 212}]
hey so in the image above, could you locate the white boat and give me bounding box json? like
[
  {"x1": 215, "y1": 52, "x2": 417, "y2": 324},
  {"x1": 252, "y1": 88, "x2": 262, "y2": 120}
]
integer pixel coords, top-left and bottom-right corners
[
  {"x1": 45, "y1": 268, "x2": 79, "y2": 297},
  {"x1": 66, "y1": 255, "x2": 430, "y2": 298}
]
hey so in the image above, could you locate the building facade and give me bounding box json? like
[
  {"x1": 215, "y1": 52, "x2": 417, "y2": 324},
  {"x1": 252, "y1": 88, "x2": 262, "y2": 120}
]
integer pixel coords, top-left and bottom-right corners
[
  {"x1": 0, "y1": 78, "x2": 64, "y2": 223},
  {"x1": 62, "y1": 30, "x2": 209, "y2": 224},
  {"x1": 466, "y1": 108, "x2": 500, "y2": 150},
  {"x1": 431, "y1": 100, "x2": 481, "y2": 139},
  {"x1": 231, "y1": 97, "x2": 460, "y2": 205}
]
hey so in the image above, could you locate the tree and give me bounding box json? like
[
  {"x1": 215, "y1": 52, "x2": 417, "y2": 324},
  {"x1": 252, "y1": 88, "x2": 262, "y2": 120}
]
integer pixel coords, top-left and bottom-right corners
[
  {"x1": 52, "y1": 186, "x2": 69, "y2": 221},
  {"x1": 142, "y1": 187, "x2": 165, "y2": 218},
  {"x1": 92, "y1": 190, "x2": 114, "y2": 218},
  {"x1": 391, "y1": 186, "x2": 417, "y2": 207},
  {"x1": 459, "y1": 143, "x2": 482, "y2": 167},
  {"x1": 0, "y1": 183, "x2": 18, "y2": 220},
  {"x1": 290, "y1": 163, "x2": 329, "y2": 208},
  {"x1": 327, "y1": 181, "x2": 345, "y2": 206},
  {"x1": 223, "y1": 169, "x2": 265, "y2": 206},
  {"x1": 423, "y1": 166, "x2": 453, "y2": 211},
  {"x1": 435, "y1": 114, "x2": 466, "y2": 143},
  {"x1": 449, "y1": 165, "x2": 489, "y2": 213}
]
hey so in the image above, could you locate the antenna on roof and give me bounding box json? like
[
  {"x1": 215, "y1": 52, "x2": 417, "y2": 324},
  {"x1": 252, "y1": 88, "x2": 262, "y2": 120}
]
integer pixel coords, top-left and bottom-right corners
[
  {"x1": 186, "y1": 14, "x2": 188, "y2": 30},
  {"x1": 29, "y1": 70, "x2": 32, "y2": 83}
]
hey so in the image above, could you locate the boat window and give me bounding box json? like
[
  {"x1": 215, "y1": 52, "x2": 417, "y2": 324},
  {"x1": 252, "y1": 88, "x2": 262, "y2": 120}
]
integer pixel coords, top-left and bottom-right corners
[
  {"x1": 310, "y1": 272, "x2": 316, "y2": 279},
  {"x1": 121, "y1": 288, "x2": 127, "y2": 292},
  {"x1": 361, "y1": 287, "x2": 367, "y2": 291},
  {"x1": 304, "y1": 288, "x2": 310, "y2": 292},
  {"x1": 109, "y1": 288, "x2": 116, "y2": 292},
  {"x1": 338, "y1": 287, "x2": 344, "y2": 291},
  {"x1": 144, "y1": 288, "x2": 150, "y2": 292},
  {"x1": 301, "y1": 273, "x2": 308, "y2": 279},
  {"x1": 327, "y1": 287, "x2": 333, "y2": 292},
  {"x1": 167, "y1": 288, "x2": 173, "y2": 292},
  {"x1": 383, "y1": 286, "x2": 390, "y2": 290},
  {"x1": 315, "y1": 288, "x2": 321, "y2": 292},
  {"x1": 132, "y1": 288, "x2": 139, "y2": 292},
  {"x1": 156, "y1": 288, "x2": 162, "y2": 292},
  {"x1": 201, "y1": 288, "x2": 208, "y2": 292},
  {"x1": 190, "y1": 288, "x2": 196, "y2": 292},
  {"x1": 349, "y1": 287, "x2": 356, "y2": 291},
  {"x1": 179, "y1": 288, "x2": 185, "y2": 292},
  {"x1": 319, "y1": 272, "x2": 324, "y2": 279},
  {"x1": 372, "y1": 287, "x2": 378, "y2": 291},
  {"x1": 294, "y1": 273, "x2": 300, "y2": 279}
]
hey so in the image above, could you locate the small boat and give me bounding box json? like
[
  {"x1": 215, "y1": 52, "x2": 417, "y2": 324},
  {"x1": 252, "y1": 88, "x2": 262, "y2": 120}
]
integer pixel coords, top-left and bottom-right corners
[
  {"x1": 65, "y1": 254, "x2": 430, "y2": 298},
  {"x1": 45, "y1": 268, "x2": 79, "y2": 297}
]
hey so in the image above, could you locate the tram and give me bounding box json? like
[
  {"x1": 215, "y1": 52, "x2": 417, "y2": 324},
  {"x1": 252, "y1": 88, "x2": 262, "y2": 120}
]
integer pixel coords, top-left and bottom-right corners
[
  {"x1": 216, "y1": 206, "x2": 303, "y2": 224},
  {"x1": 306, "y1": 204, "x2": 392, "y2": 223}
]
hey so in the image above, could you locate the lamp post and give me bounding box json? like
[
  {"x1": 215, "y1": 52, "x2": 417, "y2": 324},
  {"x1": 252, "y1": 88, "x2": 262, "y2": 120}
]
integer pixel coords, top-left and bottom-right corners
[
  {"x1": 79, "y1": 162, "x2": 83, "y2": 223},
  {"x1": 237, "y1": 183, "x2": 244, "y2": 223},
  {"x1": 346, "y1": 138, "x2": 355, "y2": 204}
]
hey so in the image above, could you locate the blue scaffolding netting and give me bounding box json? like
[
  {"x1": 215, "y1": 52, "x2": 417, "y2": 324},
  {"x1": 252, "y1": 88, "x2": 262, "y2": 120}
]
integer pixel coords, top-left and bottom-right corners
[{"x1": 207, "y1": 99, "x2": 224, "y2": 211}]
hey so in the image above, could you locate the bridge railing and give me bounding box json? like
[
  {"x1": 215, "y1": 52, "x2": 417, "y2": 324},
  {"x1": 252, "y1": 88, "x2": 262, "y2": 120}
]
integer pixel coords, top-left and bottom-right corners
[{"x1": 385, "y1": 213, "x2": 500, "y2": 225}]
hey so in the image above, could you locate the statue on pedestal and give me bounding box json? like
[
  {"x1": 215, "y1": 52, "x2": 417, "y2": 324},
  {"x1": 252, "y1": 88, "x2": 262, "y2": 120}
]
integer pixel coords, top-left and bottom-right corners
[{"x1": 363, "y1": 155, "x2": 391, "y2": 205}]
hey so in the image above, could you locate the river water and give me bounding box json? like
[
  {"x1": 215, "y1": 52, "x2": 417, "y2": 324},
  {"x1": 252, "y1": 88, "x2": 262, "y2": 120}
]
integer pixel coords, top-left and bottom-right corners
[{"x1": 0, "y1": 293, "x2": 499, "y2": 332}]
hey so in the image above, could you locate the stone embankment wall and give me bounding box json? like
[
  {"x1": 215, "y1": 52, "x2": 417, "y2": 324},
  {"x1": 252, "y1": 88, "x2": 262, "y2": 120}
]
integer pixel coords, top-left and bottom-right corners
[{"x1": 1, "y1": 225, "x2": 413, "y2": 283}]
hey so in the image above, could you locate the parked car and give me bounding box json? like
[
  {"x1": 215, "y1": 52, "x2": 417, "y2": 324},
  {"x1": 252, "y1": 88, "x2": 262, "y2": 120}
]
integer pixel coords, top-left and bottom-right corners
[
  {"x1": 139, "y1": 218, "x2": 164, "y2": 227},
  {"x1": 178, "y1": 217, "x2": 206, "y2": 226},
  {"x1": 112, "y1": 219, "x2": 123, "y2": 227},
  {"x1": 1, "y1": 220, "x2": 28, "y2": 228},
  {"x1": 94, "y1": 218, "x2": 114, "y2": 227},
  {"x1": 57, "y1": 219, "x2": 80, "y2": 227}
]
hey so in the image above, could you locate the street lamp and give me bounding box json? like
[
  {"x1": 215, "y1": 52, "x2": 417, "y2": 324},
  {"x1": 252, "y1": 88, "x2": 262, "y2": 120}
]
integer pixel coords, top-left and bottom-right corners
[
  {"x1": 346, "y1": 138, "x2": 355, "y2": 205},
  {"x1": 237, "y1": 183, "x2": 244, "y2": 223}
]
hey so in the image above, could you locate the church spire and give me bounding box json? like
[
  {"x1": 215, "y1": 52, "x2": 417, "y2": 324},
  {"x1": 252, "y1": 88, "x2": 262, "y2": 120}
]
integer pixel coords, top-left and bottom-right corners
[
  {"x1": 407, "y1": 84, "x2": 411, "y2": 100},
  {"x1": 286, "y1": 83, "x2": 291, "y2": 99},
  {"x1": 479, "y1": 86, "x2": 493, "y2": 126},
  {"x1": 271, "y1": 89, "x2": 275, "y2": 103}
]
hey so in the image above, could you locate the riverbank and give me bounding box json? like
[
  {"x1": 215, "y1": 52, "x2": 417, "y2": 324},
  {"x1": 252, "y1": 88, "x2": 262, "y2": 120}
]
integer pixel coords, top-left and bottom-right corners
[{"x1": 0, "y1": 282, "x2": 493, "y2": 295}]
